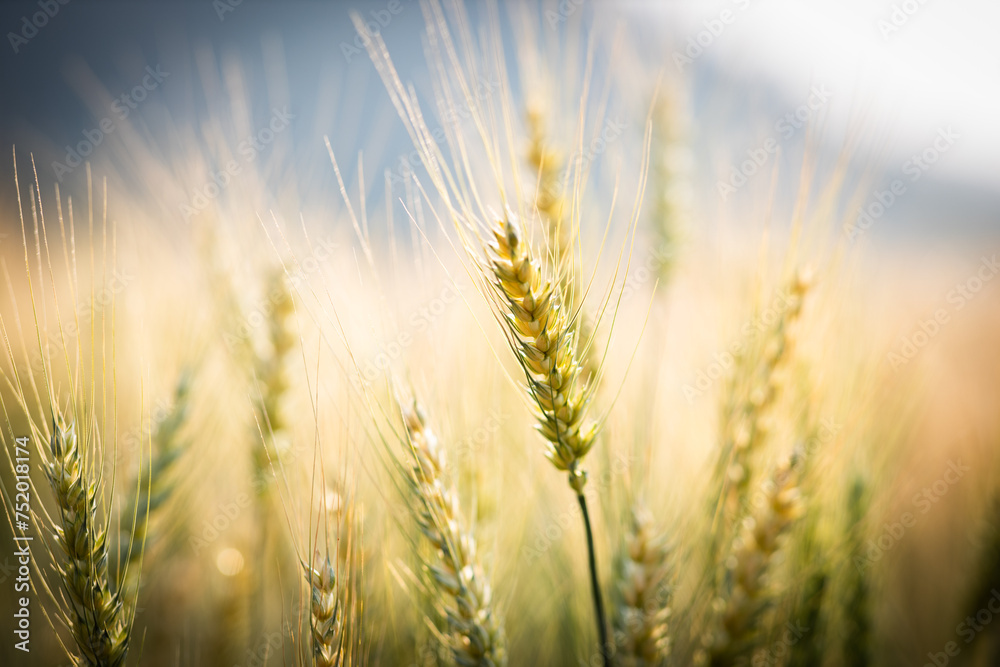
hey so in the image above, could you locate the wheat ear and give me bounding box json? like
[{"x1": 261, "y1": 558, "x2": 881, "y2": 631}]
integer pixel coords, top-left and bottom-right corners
[
  {"x1": 120, "y1": 371, "x2": 191, "y2": 569},
  {"x1": 715, "y1": 270, "x2": 811, "y2": 530},
  {"x1": 485, "y1": 213, "x2": 610, "y2": 663},
  {"x1": 252, "y1": 269, "x2": 295, "y2": 492},
  {"x1": 246, "y1": 269, "x2": 296, "y2": 646},
  {"x1": 401, "y1": 400, "x2": 506, "y2": 667},
  {"x1": 302, "y1": 485, "x2": 363, "y2": 667},
  {"x1": 486, "y1": 214, "x2": 596, "y2": 491},
  {"x1": 46, "y1": 416, "x2": 131, "y2": 667},
  {"x1": 526, "y1": 107, "x2": 569, "y2": 266},
  {"x1": 304, "y1": 554, "x2": 345, "y2": 667},
  {"x1": 648, "y1": 96, "x2": 689, "y2": 282},
  {"x1": 706, "y1": 454, "x2": 804, "y2": 666},
  {"x1": 613, "y1": 505, "x2": 673, "y2": 667},
  {"x1": 524, "y1": 109, "x2": 603, "y2": 385}
]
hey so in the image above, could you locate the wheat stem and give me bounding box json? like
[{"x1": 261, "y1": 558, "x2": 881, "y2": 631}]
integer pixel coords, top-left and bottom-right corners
[{"x1": 579, "y1": 492, "x2": 611, "y2": 667}]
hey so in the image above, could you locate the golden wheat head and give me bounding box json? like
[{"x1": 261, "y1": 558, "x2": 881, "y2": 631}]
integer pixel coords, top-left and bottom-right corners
[{"x1": 46, "y1": 416, "x2": 132, "y2": 667}]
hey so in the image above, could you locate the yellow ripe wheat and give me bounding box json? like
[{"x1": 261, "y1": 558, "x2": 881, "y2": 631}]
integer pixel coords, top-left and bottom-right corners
[
  {"x1": 708, "y1": 455, "x2": 804, "y2": 666},
  {"x1": 401, "y1": 401, "x2": 506, "y2": 667},
  {"x1": 614, "y1": 505, "x2": 673, "y2": 667},
  {"x1": 716, "y1": 270, "x2": 811, "y2": 524},
  {"x1": 486, "y1": 214, "x2": 596, "y2": 492}
]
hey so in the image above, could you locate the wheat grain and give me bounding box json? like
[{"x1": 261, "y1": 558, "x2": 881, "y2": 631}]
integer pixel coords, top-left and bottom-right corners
[{"x1": 400, "y1": 400, "x2": 506, "y2": 667}]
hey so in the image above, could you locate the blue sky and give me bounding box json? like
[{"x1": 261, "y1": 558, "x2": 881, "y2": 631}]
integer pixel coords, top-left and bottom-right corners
[{"x1": 0, "y1": 0, "x2": 996, "y2": 243}]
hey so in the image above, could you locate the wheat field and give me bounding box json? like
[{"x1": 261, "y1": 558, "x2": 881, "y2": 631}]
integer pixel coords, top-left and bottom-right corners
[{"x1": 1, "y1": 1, "x2": 999, "y2": 666}]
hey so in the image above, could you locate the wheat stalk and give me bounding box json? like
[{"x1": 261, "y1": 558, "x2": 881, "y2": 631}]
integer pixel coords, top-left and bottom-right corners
[
  {"x1": 840, "y1": 476, "x2": 872, "y2": 667},
  {"x1": 400, "y1": 399, "x2": 506, "y2": 667},
  {"x1": 484, "y1": 212, "x2": 612, "y2": 663},
  {"x1": 786, "y1": 566, "x2": 827, "y2": 667},
  {"x1": 45, "y1": 416, "x2": 132, "y2": 667},
  {"x1": 613, "y1": 505, "x2": 673, "y2": 667}
]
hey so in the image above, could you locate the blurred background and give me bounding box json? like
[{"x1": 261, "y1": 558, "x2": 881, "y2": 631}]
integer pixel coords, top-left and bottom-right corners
[{"x1": 1, "y1": 2, "x2": 999, "y2": 666}]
